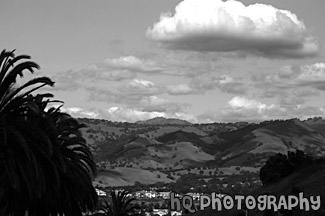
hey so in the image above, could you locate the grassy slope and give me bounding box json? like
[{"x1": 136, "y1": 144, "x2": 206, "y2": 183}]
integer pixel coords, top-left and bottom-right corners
[
  {"x1": 192, "y1": 162, "x2": 325, "y2": 216},
  {"x1": 305, "y1": 118, "x2": 325, "y2": 137},
  {"x1": 94, "y1": 167, "x2": 175, "y2": 187},
  {"x1": 219, "y1": 120, "x2": 325, "y2": 167}
]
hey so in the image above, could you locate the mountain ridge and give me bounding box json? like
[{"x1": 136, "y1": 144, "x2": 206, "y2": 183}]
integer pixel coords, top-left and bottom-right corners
[
  {"x1": 135, "y1": 117, "x2": 192, "y2": 125},
  {"x1": 78, "y1": 117, "x2": 325, "y2": 187}
]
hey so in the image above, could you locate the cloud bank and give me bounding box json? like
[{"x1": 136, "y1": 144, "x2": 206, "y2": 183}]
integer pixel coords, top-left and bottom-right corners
[
  {"x1": 252, "y1": 63, "x2": 325, "y2": 101},
  {"x1": 60, "y1": 106, "x2": 197, "y2": 123},
  {"x1": 166, "y1": 74, "x2": 247, "y2": 95},
  {"x1": 105, "y1": 107, "x2": 197, "y2": 123},
  {"x1": 147, "y1": 0, "x2": 319, "y2": 58},
  {"x1": 199, "y1": 96, "x2": 325, "y2": 123}
]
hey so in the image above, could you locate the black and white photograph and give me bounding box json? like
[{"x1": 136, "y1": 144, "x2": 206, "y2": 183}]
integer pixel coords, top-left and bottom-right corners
[{"x1": 1, "y1": 0, "x2": 325, "y2": 215}]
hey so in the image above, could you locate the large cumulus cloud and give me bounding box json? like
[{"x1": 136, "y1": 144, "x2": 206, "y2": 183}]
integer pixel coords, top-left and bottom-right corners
[{"x1": 147, "y1": 0, "x2": 319, "y2": 58}]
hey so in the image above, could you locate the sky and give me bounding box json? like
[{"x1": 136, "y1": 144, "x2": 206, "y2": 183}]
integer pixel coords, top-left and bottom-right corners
[{"x1": 1, "y1": 0, "x2": 325, "y2": 123}]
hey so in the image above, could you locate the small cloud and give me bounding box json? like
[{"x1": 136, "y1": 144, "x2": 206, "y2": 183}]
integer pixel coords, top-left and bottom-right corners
[
  {"x1": 118, "y1": 79, "x2": 162, "y2": 98},
  {"x1": 106, "y1": 107, "x2": 166, "y2": 122},
  {"x1": 265, "y1": 63, "x2": 325, "y2": 90},
  {"x1": 217, "y1": 75, "x2": 248, "y2": 94},
  {"x1": 250, "y1": 63, "x2": 325, "y2": 106},
  {"x1": 199, "y1": 96, "x2": 278, "y2": 122},
  {"x1": 51, "y1": 55, "x2": 166, "y2": 92},
  {"x1": 131, "y1": 79, "x2": 155, "y2": 88},
  {"x1": 166, "y1": 75, "x2": 247, "y2": 96},
  {"x1": 277, "y1": 65, "x2": 301, "y2": 80},
  {"x1": 101, "y1": 56, "x2": 164, "y2": 74},
  {"x1": 147, "y1": 0, "x2": 319, "y2": 58},
  {"x1": 61, "y1": 107, "x2": 100, "y2": 119},
  {"x1": 87, "y1": 79, "x2": 163, "y2": 105},
  {"x1": 190, "y1": 74, "x2": 247, "y2": 95},
  {"x1": 139, "y1": 95, "x2": 190, "y2": 113},
  {"x1": 278, "y1": 95, "x2": 306, "y2": 108},
  {"x1": 166, "y1": 84, "x2": 196, "y2": 95},
  {"x1": 227, "y1": 96, "x2": 275, "y2": 113},
  {"x1": 295, "y1": 63, "x2": 325, "y2": 90}
]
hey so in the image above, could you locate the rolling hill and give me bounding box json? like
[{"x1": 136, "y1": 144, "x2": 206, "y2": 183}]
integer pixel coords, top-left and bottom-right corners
[{"x1": 78, "y1": 117, "x2": 325, "y2": 187}]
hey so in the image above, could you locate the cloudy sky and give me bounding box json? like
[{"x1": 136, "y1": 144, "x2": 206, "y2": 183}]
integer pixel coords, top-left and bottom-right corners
[{"x1": 2, "y1": 0, "x2": 325, "y2": 123}]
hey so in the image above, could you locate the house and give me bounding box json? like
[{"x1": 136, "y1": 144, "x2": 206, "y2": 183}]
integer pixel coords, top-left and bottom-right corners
[
  {"x1": 153, "y1": 209, "x2": 168, "y2": 216},
  {"x1": 95, "y1": 188, "x2": 107, "y2": 197}
]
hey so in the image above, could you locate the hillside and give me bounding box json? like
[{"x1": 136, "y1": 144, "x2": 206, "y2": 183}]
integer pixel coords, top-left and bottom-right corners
[
  {"x1": 305, "y1": 117, "x2": 325, "y2": 137},
  {"x1": 77, "y1": 117, "x2": 325, "y2": 187},
  {"x1": 193, "y1": 161, "x2": 325, "y2": 216}
]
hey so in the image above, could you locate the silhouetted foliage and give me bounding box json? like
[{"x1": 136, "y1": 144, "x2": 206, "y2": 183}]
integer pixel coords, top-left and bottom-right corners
[
  {"x1": 95, "y1": 190, "x2": 140, "y2": 216},
  {"x1": 260, "y1": 149, "x2": 315, "y2": 186},
  {"x1": 0, "y1": 49, "x2": 97, "y2": 215}
]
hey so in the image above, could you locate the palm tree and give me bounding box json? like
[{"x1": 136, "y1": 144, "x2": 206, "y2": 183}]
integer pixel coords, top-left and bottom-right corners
[
  {"x1": 96, "y1": 190, "x2": 140, "y2": 216},
  {"x1": 30, "y1": 101, "x2": 98, "y2": 216},
  {"x1": 0, "y1": 49, "x2": 98, "y2": 215},
  {"x1": 0, "y1": 49, "x2": 56, "y2": 215}
]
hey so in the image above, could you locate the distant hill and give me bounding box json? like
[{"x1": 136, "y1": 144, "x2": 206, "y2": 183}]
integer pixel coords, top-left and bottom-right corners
[
  {"x1": 135, "y1": 117, "x2": 192, "y2": 125},
  {"x1": 77, "y1": 117, "x2": 325, "y2": 187}
]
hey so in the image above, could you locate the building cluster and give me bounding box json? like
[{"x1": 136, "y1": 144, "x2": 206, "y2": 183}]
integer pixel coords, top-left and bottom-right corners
[
  {"x1": 133, "y1": 190, "x2": 171, "y2": 199},
  {"x1": 95, "y1": 188, "x2": 225, "y2": 216}
]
